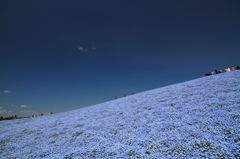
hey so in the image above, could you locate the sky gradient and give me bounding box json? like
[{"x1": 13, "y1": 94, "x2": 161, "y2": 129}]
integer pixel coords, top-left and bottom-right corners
[{"x1": 1, "y1": 0, "x2": 240, "y2": 117}]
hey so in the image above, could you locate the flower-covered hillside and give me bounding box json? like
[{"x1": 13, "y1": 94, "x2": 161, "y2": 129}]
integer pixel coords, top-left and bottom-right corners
[{"x1": 0, "y1": 70, "x2": 240, "y2": 158}]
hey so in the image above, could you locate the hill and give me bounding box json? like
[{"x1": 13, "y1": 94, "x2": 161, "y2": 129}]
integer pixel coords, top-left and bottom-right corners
[{"x1": 1, "y1": 71, "x2": 240, "y2": 158}]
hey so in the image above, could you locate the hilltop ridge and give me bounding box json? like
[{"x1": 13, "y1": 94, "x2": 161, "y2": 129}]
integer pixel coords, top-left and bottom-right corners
[{"x1": 1, "y1": 70, "x2": 240, "y2": 158}]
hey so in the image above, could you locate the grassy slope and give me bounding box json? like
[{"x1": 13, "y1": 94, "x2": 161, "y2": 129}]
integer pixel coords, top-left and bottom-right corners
[{"x1": 0, "y1": 70, "x2": 240, "y2": 158}]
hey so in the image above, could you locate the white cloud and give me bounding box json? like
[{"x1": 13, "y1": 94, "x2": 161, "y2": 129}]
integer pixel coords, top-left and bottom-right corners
[
  {"x1": 78, "y1": 47, "x2": 84, "y2": 51},
  {"x1": 20, "y1": 105, "x2": 29, "y2": 108},
  {"x1": 78, "y1": 46, "x2": 89, "y2": 52},
  {"x1": 3, "y1": 90, "x2": 12, "y2": 94}
]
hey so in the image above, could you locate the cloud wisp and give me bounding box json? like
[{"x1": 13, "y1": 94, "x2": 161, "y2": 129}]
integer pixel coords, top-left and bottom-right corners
[
  {"x1": 20, "y1": 105, "x2": 29, "y2": 108},
  {"x1": 3, "y1": 90, "x2": 12, "y2": 94},
  {"x1": 77, "y1": 46, "x2": 96, "y2": 54},
  {"x1": 78, "y1": 46, "x2": 89, "y2": 53}
]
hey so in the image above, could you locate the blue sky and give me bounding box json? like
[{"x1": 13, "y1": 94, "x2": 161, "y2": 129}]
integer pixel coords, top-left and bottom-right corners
[{"x1": 0, "y1": 0, "x2": 240, "y2": 117}]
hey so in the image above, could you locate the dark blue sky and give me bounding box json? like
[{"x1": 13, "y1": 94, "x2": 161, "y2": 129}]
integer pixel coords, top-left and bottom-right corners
[{"x1": 1, "y1": 0, "x2": 240, "y2": 116}]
